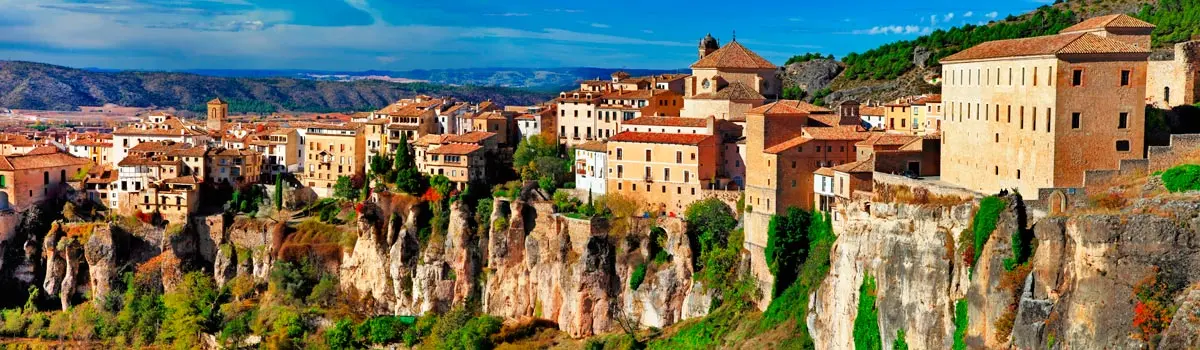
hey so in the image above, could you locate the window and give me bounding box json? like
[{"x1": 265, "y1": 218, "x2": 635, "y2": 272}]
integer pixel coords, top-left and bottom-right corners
[
  {"x1": 0, "y1": 175, "x2": 5, "y2": 188},
  {"x1": 616, "y1": 148, "x2": 622, "y2": 160},
  {"x1": 994, "y1": 166, "x2": 999, "y2": 175},
  {"x1": 1017, "y1": 170, "x2": 1021, "y2": 179},
  {"x1": 644, "y1": 166, "x2": 651, "y2": 178},
  {"x1": 1119, "y1": 112, "x2": 1129, "y2": 129},
  {"x1": 1072, "y1": 113, "x2": 1081, "y2": 129},
  {"x1": 676, "y1": 151, "x2": 682, "y2": 163},
  {"x1": 43, "y1": 171, "x2": 49, "y2": 185},
  {"x1": 995, "y1": 133, "x2": 999, "y2": 143},
  {"x1": 1165, "y1": 87, "x2": 1171, "y2": 103},
  {"x1": 1072, "y1": 69, "x2": 1083, "y2": 86},
  {"x1": 1116, "y1": 140, "x2": 1131, "y2": 152},
  {"x1": 1020, "y1": 107, "x2": 1025, "y2": 129},
  {"x1": 1121, "y1": 70, "x2": 1131, "y2": 86},
  {"x1": 664, "y1": 168, "x2": 671, "y2": 182},
  {"x1": 645, "y1": 150, "x2": 651, "y2": 161}
]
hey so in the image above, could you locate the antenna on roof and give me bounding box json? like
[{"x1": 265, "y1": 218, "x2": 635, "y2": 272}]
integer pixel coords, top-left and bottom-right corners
[{"x1": 732, "y1": 30, "x2": 736, "y2": 42}]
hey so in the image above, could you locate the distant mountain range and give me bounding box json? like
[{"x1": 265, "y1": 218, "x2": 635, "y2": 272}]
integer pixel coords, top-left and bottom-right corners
[
  {"x1": 0, "y1": 61, "x2": 570, "y2": 113},
  {"x1": 85, "y1": 67, "x2": 690, "y2": 92}
]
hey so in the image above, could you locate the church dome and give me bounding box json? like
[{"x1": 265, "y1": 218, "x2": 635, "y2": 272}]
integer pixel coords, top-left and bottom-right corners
[{"x1": 699, "y1": 33, "x2": 719, "y2": 50}]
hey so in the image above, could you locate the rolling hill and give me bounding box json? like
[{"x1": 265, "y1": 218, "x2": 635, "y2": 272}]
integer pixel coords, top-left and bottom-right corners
[{"x1": 0, "y1": 61, "x2": 557, "y2": 113}]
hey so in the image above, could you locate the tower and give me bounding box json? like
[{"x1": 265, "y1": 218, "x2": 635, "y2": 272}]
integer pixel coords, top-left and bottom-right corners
[
  {"x1": 698, "y1": 33, "x2": 719, "y2": 59},
  {"x1": 207, "y1": 98, "x2": 227, "y2": 131}
]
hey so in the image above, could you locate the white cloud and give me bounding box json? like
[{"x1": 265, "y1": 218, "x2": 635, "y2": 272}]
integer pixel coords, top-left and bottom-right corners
[
  {"x1": 590, "y1": 23, "x2": 609, "y2": 28},
  {"x1": 487, "y1": 12, "x2": 530, "y2": 17},
  {"x1": 930, "y1": 15, "x2": 938, "y2": 26},
  {"x1": 963, "y1": 11, "x2": 974, "y2": 17},
  {"x1": 850, "y1": 25, "x2": 932, "y2": 35},
  {"x1": 943, "y1": 12, "x2": 955, "y2": 22},
  {"x1": 985, "y1": 11, "x2": 999, "y2": 19},
  {"x1": 545, "y1": 8, "x2": 583, "y2": 13},
  {"x1": 642, "y1": 29, "x2": 654, "y2": 34}
]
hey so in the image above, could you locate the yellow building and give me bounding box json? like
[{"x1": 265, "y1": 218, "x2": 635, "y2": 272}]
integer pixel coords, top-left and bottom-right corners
[
  {"x1": 681, "y1": 36, "x2": 776, "y2": 123},
  {"x1": 940, "y1": 15, "x2": 1151, "y2": 198},
  {"x1": 302, "y1": 123, "x2": 366, "y2": 197},
  {"x1": 605, "y1": 131, "x2": 719, "y2": 214},
  {"x1": 0, "y1": 152, "x2": 91, "y2": 211}
]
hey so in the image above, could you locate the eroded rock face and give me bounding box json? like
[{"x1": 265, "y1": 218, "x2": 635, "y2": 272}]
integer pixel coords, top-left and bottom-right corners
[
  {"x1": 83, "y1": 224, "x2": 116, "y2": 306},
  {"x1": 811, "y1": 201, "x2": 975, "y2": 350}
]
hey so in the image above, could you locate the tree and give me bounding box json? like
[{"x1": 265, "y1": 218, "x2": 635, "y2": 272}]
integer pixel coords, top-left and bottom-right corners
[
  {"x1": 274, "y1": 173, "x2": 284, "y2": 211},
  {"x1": 684, "y1": 198, "x2": 737, "y2": 255},
  {"x1": 333, "y1": 176, "x2": 357, "y2": 200},
  {"x1": 161, "y1": 272, "x2": 220, "y2": 350},
  {"x1": 393, "y1": 133, "x2": 409, "y2": 171},
  {"x1": 513, "y1": 135, "x2": 559, "y2": 172},
  {"x1": 61, "y1": 201, "x2": 77, "y2": 222},
  {"x1": 393, "y1": 134, "x2": 426, "y2": 194},
  {"x1": 326, "y1": 319, "x2": 356, "y2": 350},
  {"x1": 430, "y1": 175, "x2": 452, "y2": 199},
  {"x1": 765, "y1": 207, "x2": 812, "y2": 296}
]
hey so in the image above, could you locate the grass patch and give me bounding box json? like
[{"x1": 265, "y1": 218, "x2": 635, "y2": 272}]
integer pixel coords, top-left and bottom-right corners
[
  {"x1": 629, "y1": 264, "x2": 647, "y2": 291},
  {"x1": 1162, "y1": 164, "x2": 1200, "y2": 193},
  {"x1": 952, "y1": 299, "x2": 968, "y2": 350},
  {"x1": 971, "y1": 196, "x2": 1005, "y2": 269},
  {"x1": 852, "y1": 273, "x2": 882, "y2": 350}
]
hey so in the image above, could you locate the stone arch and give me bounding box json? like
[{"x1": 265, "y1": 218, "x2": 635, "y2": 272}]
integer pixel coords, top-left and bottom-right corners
[{"x1": 1048, "y1": 190, "x2": 1068, "y2": 216}]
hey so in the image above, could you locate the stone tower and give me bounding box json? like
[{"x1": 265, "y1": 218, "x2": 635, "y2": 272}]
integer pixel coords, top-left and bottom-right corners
[
  {"x1": 207, "y1": 98, "x2": 227, "y2": 131},
  {"x1": 699, "y1": 33, "x2": 719, "y2": 59}
]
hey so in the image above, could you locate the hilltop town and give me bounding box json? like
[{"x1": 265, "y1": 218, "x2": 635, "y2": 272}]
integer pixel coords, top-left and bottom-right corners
[{"x1": 1, "y1": 12, "x2": 1199, "y2": 350}]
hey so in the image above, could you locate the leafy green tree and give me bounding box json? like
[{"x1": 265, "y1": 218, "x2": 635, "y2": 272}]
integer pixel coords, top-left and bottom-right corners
[
  {"x1": 161, "y1": 272, "x2": 221, "y2": 350},
  {"x1": 393, "y1": 134, "x2": 427, "y2": 194},
  {"x1": 326, "y1": 319, "x2": 356, "y2": 350},
  {"x1": 685, "y1": 198, "x2": 738, "y2": 255},
  {"x1": 765, "y1": 207, "x2": 812, "y2": 296},
  {"x1": 333, "y1": 175, "x2": 357, "y2": 200},
  {"x1": 782, "y1": 86, "x2": 806, "y2": 100}
]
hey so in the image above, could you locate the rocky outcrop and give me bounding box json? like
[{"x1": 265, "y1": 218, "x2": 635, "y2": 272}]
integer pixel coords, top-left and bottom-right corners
[
  {"x1": 1160, "y1": 286, "x2": 1200, "y2": 349},
  {"x1": 83, "y1": 224, "x2": 116, "y2": 306},
  {"x1": 811, "y1": 200, "x2": 975, "y2": 349},
  {"x1": 782, "y1": 59, "x2": 842, "y2": 94}
]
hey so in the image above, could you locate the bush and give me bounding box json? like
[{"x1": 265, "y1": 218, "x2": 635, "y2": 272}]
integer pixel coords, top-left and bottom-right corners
[
  {"x1": 952, "y1": 299, "x2": 968, "y2": 350},
  {"x1": 629, "y1": 263, "x2": 647, "y2": 291},
  {"x1": 357, "y1": 316, "x2": 411, "y2": 345},
  {"x1": 325, "y1": 319, "x2": 356, "y2": 350},
  {"x1": 972, "y1": 196, "x2": 1005, "y2": 269},
  {"x1": 1132, "y1": 267, "x2": 1176, "y2": 343},
  {"x1": 765, "y1": 207, "x2": 812, "y2": 296},
  {"x1": 758, "y1": 211, "x2": 836, "y2": 343},
  {"x1": 440, "y1": 315, "x2": 503, "y2": 350},
  {"x1": 894, "y1": 329, "x2": 908, "y2": 350},
  {"x1": 853, "y1": 273, "x2": 882, "y2": 350},
  {"x1": 161, "y1": 272, "x2": 221, "y2": 350},
  {"x1": 1162, "y1": 164, "x2": 1200, "y2": 193}
]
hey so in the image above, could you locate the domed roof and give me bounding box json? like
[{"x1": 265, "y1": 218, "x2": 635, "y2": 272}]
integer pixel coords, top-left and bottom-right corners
[{"x1": 699, "y1": 33, "x2": 719, "y2": 50}]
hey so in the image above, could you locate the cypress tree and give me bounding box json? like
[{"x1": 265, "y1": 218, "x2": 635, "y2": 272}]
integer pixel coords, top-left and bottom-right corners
[{"x1": 274, "y1": 173, "x2": 284, "y2": 211}]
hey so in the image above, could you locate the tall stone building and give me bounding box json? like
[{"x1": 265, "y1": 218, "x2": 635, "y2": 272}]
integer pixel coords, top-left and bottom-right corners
[
  {"x1": 207, "y1": 98, "x2": 228, "y2": 131},
  {"x1": 939, "y1": 14, "x2": 1152, "y2": 198}
]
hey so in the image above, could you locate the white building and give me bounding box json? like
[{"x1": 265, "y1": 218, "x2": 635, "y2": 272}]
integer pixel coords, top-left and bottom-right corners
[
  {"x1": 860, "y1": 106, "x2": 886, "y2": 130},
  {"x1": 574, "y1": 141, "x2": 607, "y2": 196},
  {"x1": 110, "y1": 113, "x2": 210, "y2": 166}
]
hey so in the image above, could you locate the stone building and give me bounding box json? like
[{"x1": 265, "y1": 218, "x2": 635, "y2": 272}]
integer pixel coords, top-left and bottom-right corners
[
  {"x1": 1147, "y1": 40, "x2": 1200, "y2": 108},
  {"x1": 0, "y1": 152, "x2": 90, "y2": 211},
  {"x1": 111, "y1": 113, "x2": 210, "y2": 166},
  {"x1": 207, "y1": 98, "x2": 227, "y2": 131},
  {"x1": 680, "y1": 37, "x2": 778, "y2": 123},
  {"x1": 939, "y1": 15, "x2": 1152, "y2": 198},
  {"x1": 605, "y1": 131, "x2": 720, "y2": 215},
  {"x1": 301, "y1": 123, "x2": 365, "y2": 197}
]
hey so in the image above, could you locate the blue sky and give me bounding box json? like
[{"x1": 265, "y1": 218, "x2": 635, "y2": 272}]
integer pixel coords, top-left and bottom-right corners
[{"x1": 0, "y1": 0, "x2": 1055, "y2": 71}]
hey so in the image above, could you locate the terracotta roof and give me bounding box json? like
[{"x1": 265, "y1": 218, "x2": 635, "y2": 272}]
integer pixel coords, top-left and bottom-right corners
[
  {"x1": 71, "y1": 138, "x2": 112, "y2": 147},
  {"x1": 748, "y1": 100, "x2": 830, "y2": 115},
  {"x1": 162, "y1": 175, "x2": 203, "y2": 185},
  {"x1": 366, "y1": 118, "x2": 390, "y2": 125},
  {"x1": 601, "y1": 89, "x2": 657, "y2": 100},
  {"x1": 691, "y1": 82, "x2": 766, "y2": 100},
  {"x1": 0, "y1": 134, "x2": 35, "y2": 147},
  {"x1": 414, "y1": 134, "x2": 449, "y2": 147},
  {"x1": 427, "y1": 143, "x2": 482, "y2": 155},
  {"x1": 690, "y1": 41, "x2": 776, "y2": 69},
  {"x1": 621, "y1": 116, "x2": 709, "y2": 128},
  {"x1": 167, "y1": 145, "x2": 209, "y2": 157},
  {"x1": 515, "y1": 114, "x2": 536, "y2": 120},
  {"x1": 25, "y1": 146, "x2": 59, "y2": 155},
  {"x1": 856, "y1": 133, "x2": 919, "y2": 147},
  {"x1": 802, "y1": 125, "x2": 870, "y2": 141},
  {"x1": 129, "y1": 141, "x2": 190, "y2": 154},
  {"x1": 208, "y1": 98, "x2": 226, "y2": 105},
  {"x1": 912, "y1": 94, "x2": 941, "y2": 104},
  {"x1": 85, "y1": 168, "x2": 117, "y2": 184},
  {"x1": 0, "y1": 152, "x2": 90, "y2": 171},
  {"x1": 814, "y1": 167, "x2": 835, "y2": 177},
  {"x1": 608, "y1": 131, "x2": 713, "y2": 146},
  {"x1": 832, "y1": 156, "x2": 874, "y2": 173},
  {"x1": 577, "y1": 141, "x2": 607, "y2": 153},
  {"x1": 762, "y1": 136, "x2": 813, "y2": 154},
  {"x1": 941, "y1": 32, "x2": 1149, "y2": 63},
  {"x1": 860, "y1": 106, "x2": 886, "y2": 116},
  {"x1": 1060, "y1": 14, "x2": 1155, "y2": 33},
  {"x1": 447, "y1": 131, "x2": 496, "y2": 144}
]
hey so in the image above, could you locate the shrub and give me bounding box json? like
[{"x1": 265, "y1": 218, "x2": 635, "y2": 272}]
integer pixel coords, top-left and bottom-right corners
[
  {"x1": 325, "y1": 319, "x2": 356, "y2": 350},
  {"x1": 1002, "y1": 226, "x2": 1035, "y2": 271},
  {"x1": 161, "y1": 272, "x2": 221, "y2": 350},
  {"x1": 758, "y1": 211, "x2": 836, "y2": 345},
  {"x1": 765, "y1": 207, "x2": 812, "y2": 296},
  {"x1": 1132, "y1": 267, "x2": 1176, "y2": 343},
  {"x1": 893, "y1": 329, "x2": 908, "y2": 350},
  {"x1": 629, "y1": 263, "x2": 647, "y2": 291},
  {"x1": 441, "y1": 315, "x2": 503, "y2": 350},
  {"x1": 972, "y1": 196, "x2": 1005, "y2": 269},
  {"x1": 1162, "y1": 164, "x2": 1200, "y2": 193},
  {"x1": 952, "y1": 299, "x2": 968, "y2": 350},
  {"x1": 853, "y1": 273, "x2": 882, "y2": 350},
  {"x1": 357, "y1": 316, "x2": 410, "y2": 345}
]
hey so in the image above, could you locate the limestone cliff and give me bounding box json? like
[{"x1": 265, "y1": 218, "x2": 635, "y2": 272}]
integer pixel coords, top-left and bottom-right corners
[{"x1": 811, "y1": 183, "x2": 1200, "y2": 350}]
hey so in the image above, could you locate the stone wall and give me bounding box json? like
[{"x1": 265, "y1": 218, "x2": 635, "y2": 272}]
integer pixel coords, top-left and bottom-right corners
[{"x1": 1148, "y1": 133, "x2": 1200, "y2": 172}]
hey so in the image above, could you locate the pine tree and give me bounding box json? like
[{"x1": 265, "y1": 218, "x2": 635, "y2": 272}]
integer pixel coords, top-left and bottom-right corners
[
  {"x1": 274, "y1": 173, "x2": 283, "y2": 211},
  {"x1": 393, "y1": 133, "x2": 409, "y2": 175}
]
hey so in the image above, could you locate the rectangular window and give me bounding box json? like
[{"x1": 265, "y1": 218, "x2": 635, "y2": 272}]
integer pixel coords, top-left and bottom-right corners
[
  {"x1": 645, "y1": 150, "x2": 651, "y2": 161},
  {"x1": 1120, "y1": 70, "x2": 1131, "y2": 86},
  {"x1": 1119, "y1": 112, "x2": 1129, "y2": 129},
  {"x1": 1072, "y1": 69, "x2": 1083, "y2": 86},
  {"x1": 1072, "y1": 113, "x2": 1081, "y2": 129},
  {"x1": 676, "y1": 151, "x2": 682, "y2": 163},
  {"x1": 1116, "y1": 140, "x2": 1131, "y2": 152}
]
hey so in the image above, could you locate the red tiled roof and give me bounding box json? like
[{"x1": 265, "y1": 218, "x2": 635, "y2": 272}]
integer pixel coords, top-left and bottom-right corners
[
  {"x1": 803, "y1": 125, "x2": 870, "y2": 141},
  {"x1": 413, "y1": 134, "x2": 449, "y2": 147},
  {"x1": 0, "y1": 152, "x2": 90, "y2": 171},
  {"x1": 447, "y1": 131, "x2": 496, "y2": 144},
  {"x1": 763, "y1": 136, "x2": 813, "y2": 154},
  {"x1": 608, "y1": 131, "x2": 713, "y2": 146},
  {"x1": 577, "y1": 141, "x2": 607, "y2": 153},
  {"x1": 832, "y1": 156, "x2": 874, "y2": 173},
  {"x1": 856, "y1": 133, "x2": 920, "y2": 147},
  {"x1": 162, "y1": 175, "x2": 203, "y2": 185},
  {"x1": 941, "y1": 32, "x2": 1149, "y2": 63},
  {"x1": 427, "y1": 143, "x2": 482, "y2": 155},
  {"x1": 690, "y1": 41, "x2": 776, "y2": 69},
  {"x1": 621, "y1": 116, "x2": 709, "y2": 127},
  {"x1": 691, "y1": 82, "x2": 765, "y2": 100},
  {"x1": 748, "y1": 100, "x2": 830, "y2": 115},
  {"x1": 1060, "y1": 14, "x2": 1155, "y2": 33},
  {"x1": 814, "y1": 167, "x2": 835, "y2": 177},
  {"x1": 25, "y1": 146, "x2": 59, "y2": 155}
]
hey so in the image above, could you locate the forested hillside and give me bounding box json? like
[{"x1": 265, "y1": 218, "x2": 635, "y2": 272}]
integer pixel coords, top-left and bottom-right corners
[{"x1": 0, "y1": 61, "x2": 554, "y2": 113}]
